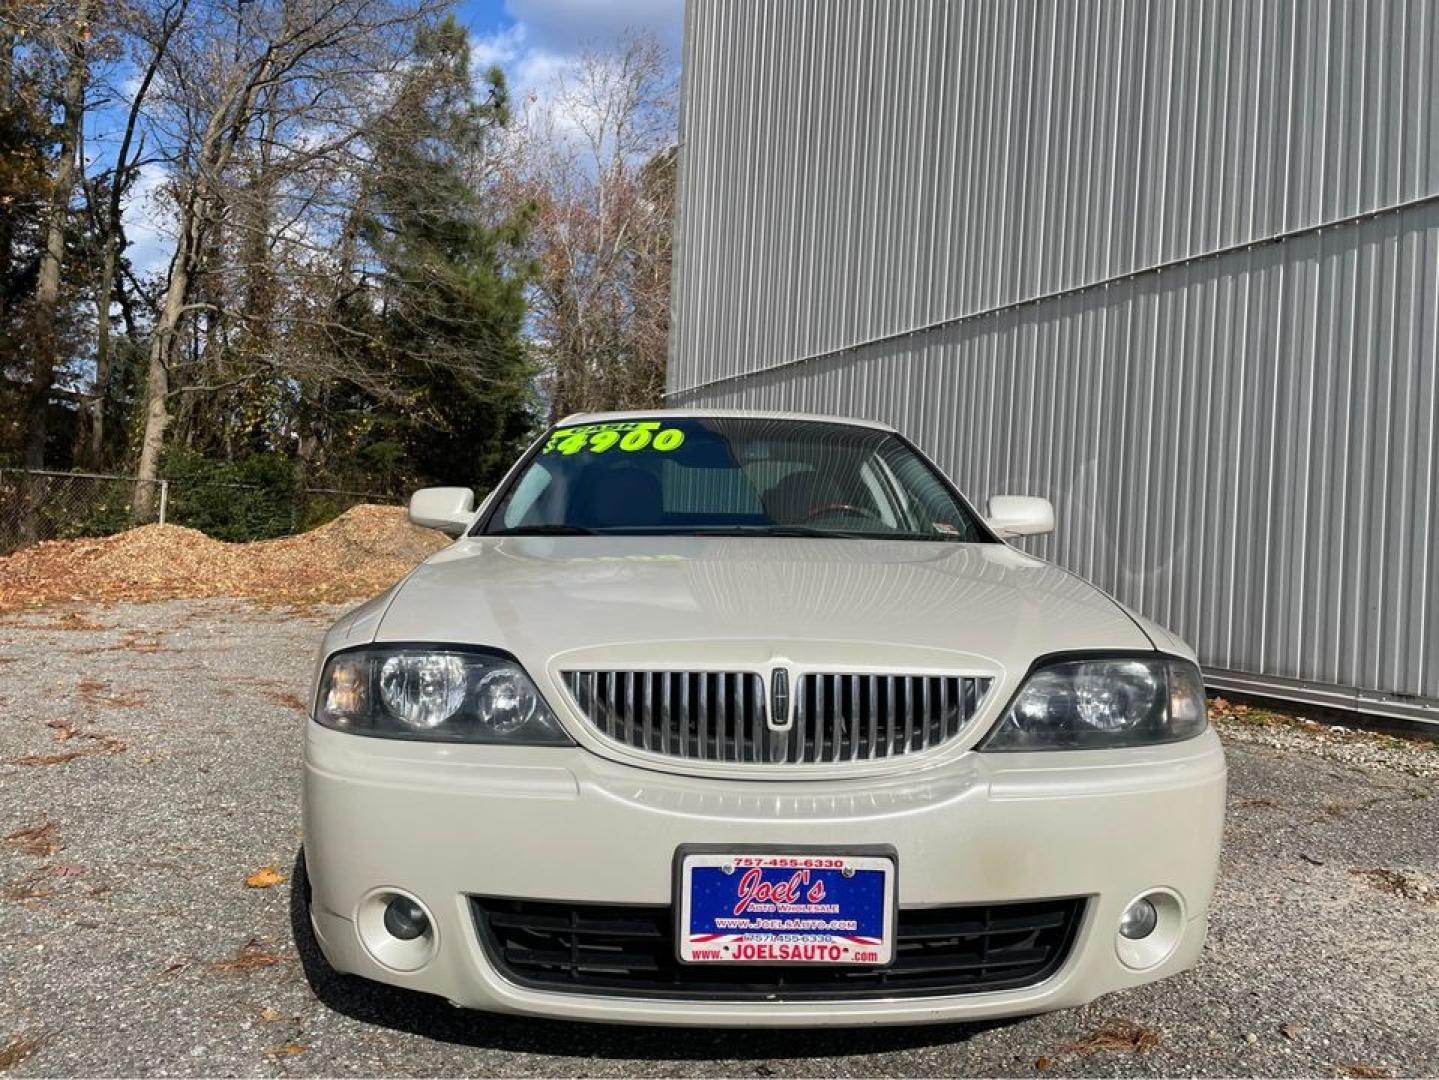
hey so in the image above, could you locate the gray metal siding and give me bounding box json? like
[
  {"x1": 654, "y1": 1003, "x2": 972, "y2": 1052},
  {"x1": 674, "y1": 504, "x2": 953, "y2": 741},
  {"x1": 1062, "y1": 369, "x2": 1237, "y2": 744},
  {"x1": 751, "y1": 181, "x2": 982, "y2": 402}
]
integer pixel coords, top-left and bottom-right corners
[
  {"x1": 668, "y1": 0, "x2": 1439, "y2": 720},
  {"x1": 671, "y1": 0, "x2": 1439, "y2": 397}
]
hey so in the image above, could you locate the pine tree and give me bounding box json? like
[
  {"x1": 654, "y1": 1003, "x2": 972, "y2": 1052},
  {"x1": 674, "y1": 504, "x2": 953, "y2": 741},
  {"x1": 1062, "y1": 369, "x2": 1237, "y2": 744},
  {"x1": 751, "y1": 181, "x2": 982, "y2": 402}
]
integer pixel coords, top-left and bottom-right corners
[{"x1": 362, "y1": 16, "x2": 536, "y2": 490}]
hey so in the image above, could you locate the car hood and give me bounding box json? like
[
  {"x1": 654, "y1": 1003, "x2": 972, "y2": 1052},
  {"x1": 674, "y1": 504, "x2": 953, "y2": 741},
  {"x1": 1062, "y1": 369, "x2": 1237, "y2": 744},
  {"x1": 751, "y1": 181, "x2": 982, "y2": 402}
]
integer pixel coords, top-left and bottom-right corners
[{"x1": 373, "y1": 536, "x2": 1153, "y2": 680}]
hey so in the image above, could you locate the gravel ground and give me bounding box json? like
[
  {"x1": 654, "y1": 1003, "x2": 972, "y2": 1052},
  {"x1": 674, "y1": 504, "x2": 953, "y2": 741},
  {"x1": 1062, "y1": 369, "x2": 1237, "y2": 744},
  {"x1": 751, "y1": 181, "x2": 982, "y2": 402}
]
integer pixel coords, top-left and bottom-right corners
[{"x1": 0, "y1": 600, "x2": 1436, "y2": 1078}]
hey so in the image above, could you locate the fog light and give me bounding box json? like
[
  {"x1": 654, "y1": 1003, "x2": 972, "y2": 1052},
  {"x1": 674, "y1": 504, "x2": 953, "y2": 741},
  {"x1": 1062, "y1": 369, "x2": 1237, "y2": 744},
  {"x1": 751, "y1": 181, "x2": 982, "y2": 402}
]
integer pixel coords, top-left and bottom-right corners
[
  {"x1": 1119, "y1": 897, "x2": 1158, "y2": 940},
  {"x1": 383, "y1": 895, "x2": 430, "y2": 941}
]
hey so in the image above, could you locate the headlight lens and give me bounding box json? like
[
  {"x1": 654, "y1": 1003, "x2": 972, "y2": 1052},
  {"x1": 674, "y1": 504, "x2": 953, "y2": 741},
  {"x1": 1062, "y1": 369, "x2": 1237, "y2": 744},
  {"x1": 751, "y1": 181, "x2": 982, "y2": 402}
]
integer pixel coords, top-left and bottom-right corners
[
  {"x1": 379, "y1": 654, "x2": 467, "y2": 729},
  {"x1": 980, "y1": 656, "x2": 1208, "y2": 751},
  {"x1": 315, "y1": 647, "x2": 571, "y2": 744}
]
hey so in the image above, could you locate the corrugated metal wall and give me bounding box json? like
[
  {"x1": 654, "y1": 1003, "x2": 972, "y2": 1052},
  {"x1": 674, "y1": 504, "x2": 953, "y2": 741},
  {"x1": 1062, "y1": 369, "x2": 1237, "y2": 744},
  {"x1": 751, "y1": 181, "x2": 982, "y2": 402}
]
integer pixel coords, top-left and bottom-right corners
[{"x1": 667, "y1": 0, "x2": 1439, "y2": 723}]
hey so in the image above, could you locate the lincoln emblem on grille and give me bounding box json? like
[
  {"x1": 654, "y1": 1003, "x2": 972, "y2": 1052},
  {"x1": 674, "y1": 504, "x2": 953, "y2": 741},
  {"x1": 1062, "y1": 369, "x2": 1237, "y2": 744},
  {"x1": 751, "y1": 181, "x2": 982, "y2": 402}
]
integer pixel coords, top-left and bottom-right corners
[{"x1": 768, "y1": 668, "x2": 793, "y2": 731}]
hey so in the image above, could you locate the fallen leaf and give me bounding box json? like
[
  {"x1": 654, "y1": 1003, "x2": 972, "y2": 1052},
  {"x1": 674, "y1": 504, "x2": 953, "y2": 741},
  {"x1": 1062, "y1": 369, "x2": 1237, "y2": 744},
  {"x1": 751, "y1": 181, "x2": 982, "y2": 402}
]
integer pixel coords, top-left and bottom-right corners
[
  {"x1": 1280, "y1": 1023, "x2": 1302, "y2": 1040},
  {"x1": 267, "y1": 1043, "x2": 306, "y2": 1059},
  {"x1": 1034, "y1": 1056, "x2": 1053, "y2": 1071},
  {"x1": 2, "y1": 822, "x2": 62, "y2": 856},
  {"x1": 0, "y1": 1031, "x2": 49, "y2": 1070},
  {"x1": 0, "y1": 868, "x2": 56, "y2": 901},
  {"x1": 264, "y1": 690, "x2": 308, "y2": 712},
  {"x1": 257, "y1": 1007, "x2": 286, "y2": 1023},
  {"x1": 245, "y1": 865, "x2": 285, "y2": 889},
  {"x1": 1334, "y1": 1065, "x2": 1394, "y2": 1079},
  {"x1": 211, "y1": 937, "x2": 285, "y2": 972},
  {"x1": 0, "y1": 506, "x2": 442, "y2": 616},
  {"x1": 1058, "y1": 1020, "x2": 1161, "y2": 1056},
  {"x1": 10, "y1": 749, "x2": 88, "y2": 767},
  {"x1": 50, "y1": 863, "x2": 84, "y2": 877}
]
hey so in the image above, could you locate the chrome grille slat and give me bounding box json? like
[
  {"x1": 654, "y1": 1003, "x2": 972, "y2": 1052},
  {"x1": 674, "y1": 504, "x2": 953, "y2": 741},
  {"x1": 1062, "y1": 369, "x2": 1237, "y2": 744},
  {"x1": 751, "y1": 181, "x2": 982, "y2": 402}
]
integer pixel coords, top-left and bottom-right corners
[
  {"x1": 678, "y1": 674, "x2": 689, "y2": 758},
  {"x1": 560, "y1": 670, "x2": 991, "y2": 768},
  {"x1": 641, "y1": 672, "x2": 653, "y2": 752},
  {"x1": 872, "y1": 677, "x2": 884, "y2": 759},
  {"x1": 660, "y1": 672, "x2": 671, "y2": 755},
  {"x1": 623, "y1": 672, "x2": 635, "y2": 746},
  {"x1": 845, "y1": 674, "x2": 856, "y2": 761},
  {"x1": 721, "y1": 672, "x2": 731, "y2": 760}
]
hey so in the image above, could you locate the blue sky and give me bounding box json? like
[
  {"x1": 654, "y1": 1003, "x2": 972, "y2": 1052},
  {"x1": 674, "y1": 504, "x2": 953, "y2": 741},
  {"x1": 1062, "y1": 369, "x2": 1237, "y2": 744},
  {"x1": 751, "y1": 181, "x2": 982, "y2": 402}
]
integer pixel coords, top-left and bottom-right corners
[
  {"x1": 460, "y1": 0, "x2": 682, "y2": 53},
  {"x1": 459, "y1": 0, "x2": 682, "y2": 106}
]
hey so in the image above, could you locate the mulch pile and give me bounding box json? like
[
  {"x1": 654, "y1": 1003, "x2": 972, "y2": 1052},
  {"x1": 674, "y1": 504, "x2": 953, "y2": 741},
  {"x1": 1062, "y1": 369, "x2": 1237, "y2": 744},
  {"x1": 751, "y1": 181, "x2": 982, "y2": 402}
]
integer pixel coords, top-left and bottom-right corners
[{"x1": 0, "y1": 504, "x2": 447, "y2": 613}]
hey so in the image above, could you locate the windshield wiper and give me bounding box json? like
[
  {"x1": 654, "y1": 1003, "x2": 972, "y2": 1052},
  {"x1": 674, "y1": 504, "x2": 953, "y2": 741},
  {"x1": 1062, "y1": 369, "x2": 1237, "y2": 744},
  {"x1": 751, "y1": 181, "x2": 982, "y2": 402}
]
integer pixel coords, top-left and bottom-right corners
[
  {"x1": 489, "y1": 524, "x2": 597, "y2": 536},
  {"x1": 686, "y1": 525, "x2": 869, "y2": 539},
  {"x1": 688, "y1": 525, "x2": 964, "y2": 541}
]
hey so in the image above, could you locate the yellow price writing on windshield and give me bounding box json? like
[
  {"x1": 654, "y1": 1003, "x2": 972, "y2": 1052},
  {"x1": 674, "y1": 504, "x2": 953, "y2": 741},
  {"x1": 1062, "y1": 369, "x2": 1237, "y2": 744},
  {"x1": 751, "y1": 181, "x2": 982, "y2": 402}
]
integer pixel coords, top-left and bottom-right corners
[{"x1": 543, "y1": 421, "x2": 686, "y2": 456}]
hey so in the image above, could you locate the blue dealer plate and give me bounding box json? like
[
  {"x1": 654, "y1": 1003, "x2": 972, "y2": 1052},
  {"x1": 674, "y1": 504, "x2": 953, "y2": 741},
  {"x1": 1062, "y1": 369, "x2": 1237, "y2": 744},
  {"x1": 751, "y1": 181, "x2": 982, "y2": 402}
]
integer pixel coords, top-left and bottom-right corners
[{"x1": 677, "y1": 851, "x2": 897, "y2": 965}]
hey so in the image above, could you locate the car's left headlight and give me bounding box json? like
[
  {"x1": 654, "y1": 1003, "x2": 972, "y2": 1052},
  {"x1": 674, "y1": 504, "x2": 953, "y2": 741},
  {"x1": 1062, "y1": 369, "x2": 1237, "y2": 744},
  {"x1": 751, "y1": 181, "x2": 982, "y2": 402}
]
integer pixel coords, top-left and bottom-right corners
[
  {"x1": 315, "y1": 646, "x2": 573, "y2": 745},
  {"x1": 979, "y1": 654, "x2": 1208, "y2": 751}
]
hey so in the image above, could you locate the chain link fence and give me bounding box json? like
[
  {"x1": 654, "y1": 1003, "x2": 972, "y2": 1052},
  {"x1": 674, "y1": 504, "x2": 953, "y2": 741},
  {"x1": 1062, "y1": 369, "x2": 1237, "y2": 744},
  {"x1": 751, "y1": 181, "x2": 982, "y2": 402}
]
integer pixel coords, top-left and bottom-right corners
[{"x1": 0, "y1": 468, "x2": 399, "y2": 555}]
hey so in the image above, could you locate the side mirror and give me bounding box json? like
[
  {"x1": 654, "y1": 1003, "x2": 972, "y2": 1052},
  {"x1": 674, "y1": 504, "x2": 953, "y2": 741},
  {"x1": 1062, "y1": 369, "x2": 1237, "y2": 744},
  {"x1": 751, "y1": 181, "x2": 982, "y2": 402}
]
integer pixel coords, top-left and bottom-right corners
[
  {"x1": 408, "y1": 487, "x2": 476, "y2": 536},
  {"x1": 986, "y1": 495, "x2": 1054, "y2": 539}
]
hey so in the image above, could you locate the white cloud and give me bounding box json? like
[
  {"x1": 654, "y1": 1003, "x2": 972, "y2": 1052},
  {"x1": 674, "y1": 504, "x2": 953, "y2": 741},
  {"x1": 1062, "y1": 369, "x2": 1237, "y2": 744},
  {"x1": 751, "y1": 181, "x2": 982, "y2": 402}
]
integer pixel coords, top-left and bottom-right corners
[
  {"x1": 122, "y1": 159, "x2": 175, "y2": 279},
  {"x1": 503, "y1": 0, "x2": 683, "y2": 54},
  {"x1": 473, "y1": 0, "x2": 680, "y2": 160},
  {"x1": 471, "y1": 21, "x2": 527, "y2": 70},
  {"x1": 472, "y1": 22, "x2": 579, "y2": 107},
  {"x1": 475, "y1": 0, "x2": 680, "y2": 109}
]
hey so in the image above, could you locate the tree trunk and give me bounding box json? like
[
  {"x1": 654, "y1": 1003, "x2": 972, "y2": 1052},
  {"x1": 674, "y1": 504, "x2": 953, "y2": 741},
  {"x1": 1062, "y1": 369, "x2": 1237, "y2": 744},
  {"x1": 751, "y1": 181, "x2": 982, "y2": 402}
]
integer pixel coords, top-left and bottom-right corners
[
  {"x1": 24, "y1": 0, "x2": 90, "y2": 468},
  {"x1": 88, "y1": 0, "x2": 188, "y2": 467},
  {"x1": 0, "y1": 24, "x2": 15, "y2": 326},
  {"x1": 133, "y1": 190, "x2": 203, "y2": 518},
  {"x1": 88, "y1": 235, "x2": 119, "y2": 464},
  {"x1": 132, "y1": 28, "x2": 279, "y2": 515}
]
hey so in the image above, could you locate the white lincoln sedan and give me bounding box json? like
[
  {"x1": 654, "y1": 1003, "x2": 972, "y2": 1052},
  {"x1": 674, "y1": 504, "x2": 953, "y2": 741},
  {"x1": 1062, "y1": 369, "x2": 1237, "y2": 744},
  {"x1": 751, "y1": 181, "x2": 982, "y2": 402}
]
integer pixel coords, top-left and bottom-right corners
[{"x1": 301, "y1": 409, "x2": 1225, "y2": 1027}]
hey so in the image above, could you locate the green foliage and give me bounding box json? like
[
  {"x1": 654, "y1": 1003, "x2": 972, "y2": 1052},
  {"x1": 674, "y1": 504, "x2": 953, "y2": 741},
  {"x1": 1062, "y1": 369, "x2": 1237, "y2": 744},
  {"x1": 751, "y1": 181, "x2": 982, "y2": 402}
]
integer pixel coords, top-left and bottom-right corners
[
  {"x1": 160, "y1": 448, "x2": 302, "y2": 542},
  {"x1": 352, "y1": 15, "x2": 538, "y2": 492},
  {"x1": 0, "y1": 471, "x2": 137, "y2": 554}
]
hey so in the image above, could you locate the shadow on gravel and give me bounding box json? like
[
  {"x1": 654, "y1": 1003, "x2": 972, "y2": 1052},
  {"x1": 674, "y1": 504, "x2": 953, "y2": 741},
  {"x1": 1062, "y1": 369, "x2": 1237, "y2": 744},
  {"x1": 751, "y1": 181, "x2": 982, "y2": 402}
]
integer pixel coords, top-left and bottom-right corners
[{"x1": 289, "y1": 849, "x2": 1015, "y2": 1060}]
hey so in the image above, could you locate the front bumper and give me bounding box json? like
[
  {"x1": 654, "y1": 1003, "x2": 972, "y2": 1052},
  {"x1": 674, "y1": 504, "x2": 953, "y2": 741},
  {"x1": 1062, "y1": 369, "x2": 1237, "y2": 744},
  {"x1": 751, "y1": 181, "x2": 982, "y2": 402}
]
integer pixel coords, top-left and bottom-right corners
[{"x1": 301, "y1": 722, "x2": 1226, "y2": 1026}]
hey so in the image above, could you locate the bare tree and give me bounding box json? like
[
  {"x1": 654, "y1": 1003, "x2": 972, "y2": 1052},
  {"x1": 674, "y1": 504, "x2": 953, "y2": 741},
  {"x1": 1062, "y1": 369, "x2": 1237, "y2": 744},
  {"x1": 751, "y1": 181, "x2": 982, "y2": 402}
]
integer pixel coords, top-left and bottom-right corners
[
  {"x1": 23, "y1": 0, "x2": 90, "y2": 468},
  {"x1": 84, "y1": 0, "x2": 188, "y2": 466},
  {"x1": 503, "y1": 32, "x2": 677, "y2": 418},
  {"x1": 130, "y1": 0, "x2": 442, "y2": 516}
]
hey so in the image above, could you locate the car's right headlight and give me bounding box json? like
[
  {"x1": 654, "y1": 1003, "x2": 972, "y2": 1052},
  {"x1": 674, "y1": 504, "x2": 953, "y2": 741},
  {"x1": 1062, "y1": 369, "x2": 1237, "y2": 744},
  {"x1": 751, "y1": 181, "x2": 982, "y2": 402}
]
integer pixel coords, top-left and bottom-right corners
[
  {"x1": 315, "y1": 645, "x2": 573, "y2": 745},
  {"x1": 979, "y1": 654, "x2": 1208, "y2": 751}
]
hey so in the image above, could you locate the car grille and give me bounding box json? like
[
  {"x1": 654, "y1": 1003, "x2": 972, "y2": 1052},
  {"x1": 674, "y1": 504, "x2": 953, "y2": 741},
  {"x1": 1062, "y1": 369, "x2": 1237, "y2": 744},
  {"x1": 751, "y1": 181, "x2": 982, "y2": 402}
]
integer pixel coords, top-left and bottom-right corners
[
  {"x1": 558, "y1": 670, "x2": 992, "y2": 764},
  {"x1": 471, "y1": 896, "x2": 1084, "y2": 1001}
]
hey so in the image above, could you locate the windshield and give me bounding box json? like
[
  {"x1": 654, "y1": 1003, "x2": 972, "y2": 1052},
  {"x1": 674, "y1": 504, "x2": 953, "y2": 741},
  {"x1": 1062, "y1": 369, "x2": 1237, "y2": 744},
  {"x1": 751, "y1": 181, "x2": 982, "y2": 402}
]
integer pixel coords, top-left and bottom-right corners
[{"x1": 481, "y1": 417, "x2": 990, "y2": 542}]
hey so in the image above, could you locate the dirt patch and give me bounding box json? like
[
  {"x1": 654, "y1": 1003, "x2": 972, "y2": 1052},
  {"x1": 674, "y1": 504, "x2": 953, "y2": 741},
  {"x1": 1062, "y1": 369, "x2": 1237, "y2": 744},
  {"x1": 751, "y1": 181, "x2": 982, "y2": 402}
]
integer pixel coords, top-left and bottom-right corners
[
  {"x1": 1212, "y1": 697, "x2": 1439, "y2": 780},
  {"x1": 0, "y1": 505, "x2": 446, "y2": 614},
  {"x1": 1350, "y1": 866, "x2": 1438, "y2": 908}
]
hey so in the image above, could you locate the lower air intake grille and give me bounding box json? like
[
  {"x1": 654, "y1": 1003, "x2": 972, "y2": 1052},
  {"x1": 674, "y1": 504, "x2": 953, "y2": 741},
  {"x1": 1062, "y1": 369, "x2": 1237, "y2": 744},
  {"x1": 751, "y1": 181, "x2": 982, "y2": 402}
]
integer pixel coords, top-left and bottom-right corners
[{"x1": 471, "y1": 896, "x2": 1084, "y2": 1001}]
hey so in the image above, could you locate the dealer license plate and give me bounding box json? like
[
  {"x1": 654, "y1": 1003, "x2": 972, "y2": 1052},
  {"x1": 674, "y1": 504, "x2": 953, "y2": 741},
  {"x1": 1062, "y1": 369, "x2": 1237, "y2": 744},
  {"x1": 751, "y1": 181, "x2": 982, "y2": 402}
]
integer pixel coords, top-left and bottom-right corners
[{"x1": 676, "y1": 849, "x2": 896, "y2": 965}]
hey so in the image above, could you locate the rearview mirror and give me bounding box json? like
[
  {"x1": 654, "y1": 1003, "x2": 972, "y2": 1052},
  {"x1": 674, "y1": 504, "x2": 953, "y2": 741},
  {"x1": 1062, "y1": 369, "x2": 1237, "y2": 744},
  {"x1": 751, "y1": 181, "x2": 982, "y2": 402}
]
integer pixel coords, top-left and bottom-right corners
[
  {"x1": 408, "y1": 487, "x2": 476, "y2": 536},
  {"x1": 985, "y1": 495, "x2": 1054, "y2": 539}
]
